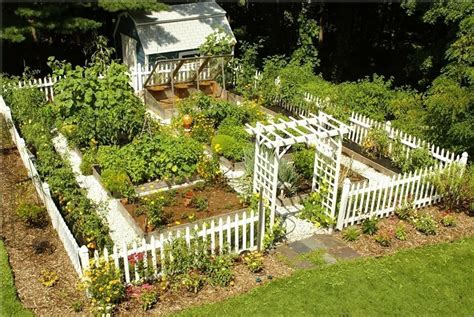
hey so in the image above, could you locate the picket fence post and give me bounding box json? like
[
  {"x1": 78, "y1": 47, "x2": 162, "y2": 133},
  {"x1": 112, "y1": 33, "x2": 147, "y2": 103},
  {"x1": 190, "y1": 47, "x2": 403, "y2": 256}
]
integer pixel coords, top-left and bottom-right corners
[
  {"x1": 336, "y1": 178, "x2": 351, "y2": 230},
  {"x1": 460, "y1": 152, "x2": 468, "y2": 166},
  {"x1": 79, "y1": 245, "x2": 90, "y2": 275}
]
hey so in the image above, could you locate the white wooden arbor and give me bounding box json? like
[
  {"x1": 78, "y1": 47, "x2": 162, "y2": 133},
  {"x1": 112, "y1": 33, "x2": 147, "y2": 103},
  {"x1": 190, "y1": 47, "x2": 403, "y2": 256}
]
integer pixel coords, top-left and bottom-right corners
[{"x1": 246, "y1": 112, "x2": 349, "y2": 232}]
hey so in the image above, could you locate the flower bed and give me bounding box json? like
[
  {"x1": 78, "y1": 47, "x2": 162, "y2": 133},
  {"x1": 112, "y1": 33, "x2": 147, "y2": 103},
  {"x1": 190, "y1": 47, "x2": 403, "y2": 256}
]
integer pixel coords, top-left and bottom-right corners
[
  {"x1": 338, "y1": 206, "x2": 474, "y2": 257},
  {"x1": 122, "y1": 181, "x2": 246, "y2": 232}
]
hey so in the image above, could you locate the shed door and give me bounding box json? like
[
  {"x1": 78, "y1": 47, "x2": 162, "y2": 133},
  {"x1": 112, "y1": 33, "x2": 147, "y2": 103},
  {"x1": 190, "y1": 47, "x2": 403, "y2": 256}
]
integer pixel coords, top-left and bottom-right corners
[{"x1": 121, "y1": 33, "x2": 137, "y2": 70}]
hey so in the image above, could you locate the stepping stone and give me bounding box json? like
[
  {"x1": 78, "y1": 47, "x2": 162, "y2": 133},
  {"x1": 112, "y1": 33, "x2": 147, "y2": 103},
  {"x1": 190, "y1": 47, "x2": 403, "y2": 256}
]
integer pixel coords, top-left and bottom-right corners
[
  {"x1": 276, "y1": 244, "x2": 299, "y2": 260},
  {"x1": 288, "y1": 241, "x2": 312, "y2": 254},
  {"x1": 313, "y1": 234, "x2": 346, "y2": 248},
  {"x1": 322, "y1": 253, "x2": 338, "y2": 265},
  {"x1": 299, "y1": 236, "x2": 327, "y2": 251},
  {"x1": 327, "y1": 246, "x2": 360, "y2": 260}
]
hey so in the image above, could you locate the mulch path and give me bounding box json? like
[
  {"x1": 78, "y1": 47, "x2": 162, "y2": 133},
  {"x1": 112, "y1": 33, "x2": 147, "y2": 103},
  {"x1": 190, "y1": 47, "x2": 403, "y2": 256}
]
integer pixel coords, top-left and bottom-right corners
[
  {"x1": 338, "y1": 206, "x2": 474, "y2": 257},
  {"x1": 116, "y1": 254, "x2": 292, "y2": 316},
  {"x1": 0, "y1": 116, "x2": 88, "y2": 316}
]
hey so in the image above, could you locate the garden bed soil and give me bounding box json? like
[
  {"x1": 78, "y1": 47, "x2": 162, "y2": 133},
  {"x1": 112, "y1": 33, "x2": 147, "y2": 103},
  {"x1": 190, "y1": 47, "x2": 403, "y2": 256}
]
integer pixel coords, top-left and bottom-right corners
[
  {"x1": 115, "y1": 252, "x2": 293, "y2": 316},
  {"x1": 0, "y1": 118, "x2": 88, "y2": 316},
  {"x1": 337, "y1": 206, "x2": 474, "y2": 257},
  {"x1": 343, "y1": 140, "x2": 401, "y2": 175},
  {"x1": 122, "y1": 182, "x2": 246, "y2": 232}
]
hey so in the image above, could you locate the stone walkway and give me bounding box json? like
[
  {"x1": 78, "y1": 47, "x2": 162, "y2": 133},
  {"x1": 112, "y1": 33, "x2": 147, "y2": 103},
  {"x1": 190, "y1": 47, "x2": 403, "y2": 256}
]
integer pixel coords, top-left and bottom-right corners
[{"x1": 276, "y1": 234, "x2": 360, "y2": 269}]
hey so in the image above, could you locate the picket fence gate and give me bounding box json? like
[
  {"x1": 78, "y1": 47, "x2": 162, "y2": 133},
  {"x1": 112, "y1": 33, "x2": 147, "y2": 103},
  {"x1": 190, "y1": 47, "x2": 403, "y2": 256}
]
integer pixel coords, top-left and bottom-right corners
[
  {"x1": 0, "y1": 96, "x2": 83, "y2": 274},
  {"x1": 79, "y1": 208, "x2": 262, "y2": 284}
]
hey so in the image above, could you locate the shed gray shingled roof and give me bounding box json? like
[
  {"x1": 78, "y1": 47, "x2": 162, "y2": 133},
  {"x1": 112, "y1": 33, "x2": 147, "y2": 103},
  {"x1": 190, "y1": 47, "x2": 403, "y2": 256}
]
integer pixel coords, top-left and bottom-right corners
[{"x1": 129, "y1": 2, "x2": 235, "y2": 55}]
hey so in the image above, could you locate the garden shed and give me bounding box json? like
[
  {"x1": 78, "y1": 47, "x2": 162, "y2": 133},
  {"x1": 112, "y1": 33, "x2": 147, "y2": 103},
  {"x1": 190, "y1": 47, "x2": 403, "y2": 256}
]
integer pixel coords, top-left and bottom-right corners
[{"x1": 114, "y1": 1, "x2": 236, "y2": 70}]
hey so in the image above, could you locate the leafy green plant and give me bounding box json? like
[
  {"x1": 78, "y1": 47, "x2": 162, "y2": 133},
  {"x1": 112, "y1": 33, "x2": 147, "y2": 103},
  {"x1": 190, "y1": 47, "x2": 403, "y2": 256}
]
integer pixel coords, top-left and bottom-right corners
[
  {"x1": 139, "y1": 289, "x2": 158, "y2": 311},
  {"x1": 16, "y1": 203, "x2": 46, "y2": 227},
  {"x1": 395, "y1": 224, "x2": 408, "y2": 241},
  {"x1": 361, "y1": 217, "x2": 379, "y2": 235},
  {"x1": 292, "y1": 146, "x2": 314, "y2": 180},
  {"x1": 196, "y1": 156, "x2": 221, "y2": 183},
  {"x1": 101, "y1": 169, "x2": 134, "y2": 199},
  {"x1": 71, "y1": 300, "x2": 83, "y2": 313},
  {"x1": 212, "y1": 134, "x2": 250, "y2": 162},
  {"x1": 242, "y1": 251, "x2": 264, "y2": 273},
  {"x1": 440, "y1": 214, "x2": 456, "y2": 227},
  {"x1": 138, "y1": 196, "x2": 170, "y2": 229},
  {"x1": 81, "y1": 257, "x2": 125, "y2": 313},
  {"x1": 49, "y1": 41, "x2": 145, "y2": 148},
  {"x1": 199, "y1": 29, "x2": 234, "y2": 56},
  {"x1": 191, "y1": 196, "x2": 209, "y2": 212},
  {"x1": 190, "y1": 114, "x2": 215, "y2": 143},
  {"x1": 361, "y1": 127, "x2": 390, "y2": 158},
  {"x1": 395, "y1": 202, "x2": 415, "y2": 220},
  {"x1": 413, "y1": 214, "x2": 437, "y2": 235},
  {"x1": 207, "y1": 254, "x2": 234, "y2": 287},
  {"x1": 182, "y1": 270, "x2": 205, "y2": 293},
  {"x1": 342, "y1": 227, "x2": 361, "y2": 242},
  {"x1": 392, "y1": 142, "x2": 434, "y2": 172},
  {"x1": 278, "y1": 160, "x2": 302, "y2": 197},
  {"x1": 299, "y1": 186, "x2": 334, "y2": 227}
]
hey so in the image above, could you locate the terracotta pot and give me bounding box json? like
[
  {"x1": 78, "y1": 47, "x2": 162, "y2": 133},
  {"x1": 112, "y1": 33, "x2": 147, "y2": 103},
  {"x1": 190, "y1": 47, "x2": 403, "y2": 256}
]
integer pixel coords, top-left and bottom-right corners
[{"x1": 120, "y1": 198, "x2": 128, "y2": 205}]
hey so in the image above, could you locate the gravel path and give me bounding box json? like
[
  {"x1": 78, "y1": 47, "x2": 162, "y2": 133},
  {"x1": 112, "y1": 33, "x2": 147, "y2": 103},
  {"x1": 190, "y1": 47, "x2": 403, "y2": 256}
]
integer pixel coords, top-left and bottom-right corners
[{"x1": 52, "y1": 134, "x2": 140, "y2": 246}]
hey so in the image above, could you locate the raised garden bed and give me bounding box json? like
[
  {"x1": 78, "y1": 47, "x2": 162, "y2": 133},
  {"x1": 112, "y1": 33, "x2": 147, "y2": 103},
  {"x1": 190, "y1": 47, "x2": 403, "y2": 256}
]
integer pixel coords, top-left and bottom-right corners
[
  {"x1": 343, "y1": 140, "x2": 401, "y2": 175},
  {"x1": 122, "y1": 181, "x2": 246, "y2": 233}
]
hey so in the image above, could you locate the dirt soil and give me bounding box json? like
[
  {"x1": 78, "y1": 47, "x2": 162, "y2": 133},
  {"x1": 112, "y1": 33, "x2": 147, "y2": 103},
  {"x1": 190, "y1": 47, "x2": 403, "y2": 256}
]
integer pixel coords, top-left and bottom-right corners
[
  {"x1": 124, "y1": 182, "x2": 245, "y2": 232},
  {"x1": 116, "y1": 252, "x2": 293, "y2": 316},
  {"x1": 338, "y1": 206, "x2": 474, "y2": 257},
  {"x1": 0, "y1": 116, "x2": 88, "y2": 316}
]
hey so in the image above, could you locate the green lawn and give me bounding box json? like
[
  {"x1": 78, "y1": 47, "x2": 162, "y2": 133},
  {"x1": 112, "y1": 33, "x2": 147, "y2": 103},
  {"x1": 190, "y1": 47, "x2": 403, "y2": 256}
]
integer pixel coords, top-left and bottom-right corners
[
  {"x1": 178, "y1": 238, "x2": 474, "y2": 316},
  {"x1": 0, "y1": 240, "x2": 33, "y2": 317}
]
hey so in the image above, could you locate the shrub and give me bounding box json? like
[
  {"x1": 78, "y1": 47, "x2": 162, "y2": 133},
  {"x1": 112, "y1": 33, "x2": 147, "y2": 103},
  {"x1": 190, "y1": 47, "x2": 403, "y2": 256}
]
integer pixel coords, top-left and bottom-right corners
[
  {"x1": 395, "y1": 224, "x2": 408, "y2": 241},
  {"x1": 395, "y1": 203, "x2": 415, "y2": 220},
  {"x1": 342, "y1": 227, "x2": 361, "y2": 242},
  {"x1": 440, "y1": 214, "x2": 456, "y2": 227},
  {"x1": 361, "y1": 217, "x2": 379, "y2": 235},
  {"x1": 243, "y1": 251, "x2": 264, "y2": 273},
  {"x1": 137, "y1": 196, "x2": 170, "y2": 229},
  {"x1": 361, "y1": 128, "x2": 390, "y2": 158},
  {"x1": 392, "y1": 143, "x2": 434, "y2": 173},
  {"x1": 413, "y1": 214, "x2": 437, "y2": 235},
  {"x1": 79, "y1": 152, "x2": 95, "y2": 175},
  {"x1": 81, "y1": 257, "x2": 125, "y2": 313},
  {"x1": 374, "y1": 229, "x2": 392, "y2": 247},
  {"x1": 16, "y1": 203, "x2": 46, "y2": 227},
  {"x1": 217, "y1": 117, "x2": 251, "y2": 141},
  {"x1": 299, "y1": 185, "x2": 334, "y2": 227},
  {"x1": 101, "y1": 169, "x2": 134, "y2": 198}
]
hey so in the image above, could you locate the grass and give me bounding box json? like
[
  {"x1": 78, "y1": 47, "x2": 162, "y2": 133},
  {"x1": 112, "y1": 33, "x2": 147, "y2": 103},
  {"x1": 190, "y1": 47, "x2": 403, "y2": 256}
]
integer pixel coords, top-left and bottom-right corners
[
  {"x1": 178, "y1": 238, "x2": 474, "y2": 316},
  {"x1": 0, "y1": 240, "x2": 33, "y2": 317}
]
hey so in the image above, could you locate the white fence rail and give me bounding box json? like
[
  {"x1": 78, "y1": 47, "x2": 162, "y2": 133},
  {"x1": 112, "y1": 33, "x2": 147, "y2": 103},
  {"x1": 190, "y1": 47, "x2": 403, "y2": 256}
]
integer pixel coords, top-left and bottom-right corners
[
  {"x1": 79, "y1": 208, "x2": 260, "y2": 284},
  {"x1": 336, "y1": 154, "x2": 468, "y2": 230},
  {"x1": 0, "y1": 96, "x2": 82, "y2": 275}
]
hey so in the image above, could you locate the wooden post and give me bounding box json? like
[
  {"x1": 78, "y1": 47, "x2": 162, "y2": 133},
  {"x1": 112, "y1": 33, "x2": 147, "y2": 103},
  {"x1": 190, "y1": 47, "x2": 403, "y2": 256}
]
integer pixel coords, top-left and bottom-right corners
[
  {"x1": 257, "y1": 187, "x2": 265, "y2": 251},
  {"x1": 336, "y1": 178, "x2": 351, "y2": 230}
]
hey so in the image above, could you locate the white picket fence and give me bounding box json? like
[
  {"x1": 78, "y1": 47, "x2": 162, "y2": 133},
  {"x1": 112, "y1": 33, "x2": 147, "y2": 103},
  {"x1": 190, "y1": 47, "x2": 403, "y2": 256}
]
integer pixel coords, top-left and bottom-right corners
[
  {"x1": 336, "y1": 154, "x2": 468, "y2": 229},
  {"x1": 0, "y1": 96, "x2": 83, "y2": 275},
  {"x1": 79, "y1": 208, "x2": 261, "y2": 284},
  {"x1": 347, "y1": 112, "x2": 459, "y2": 165}
]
